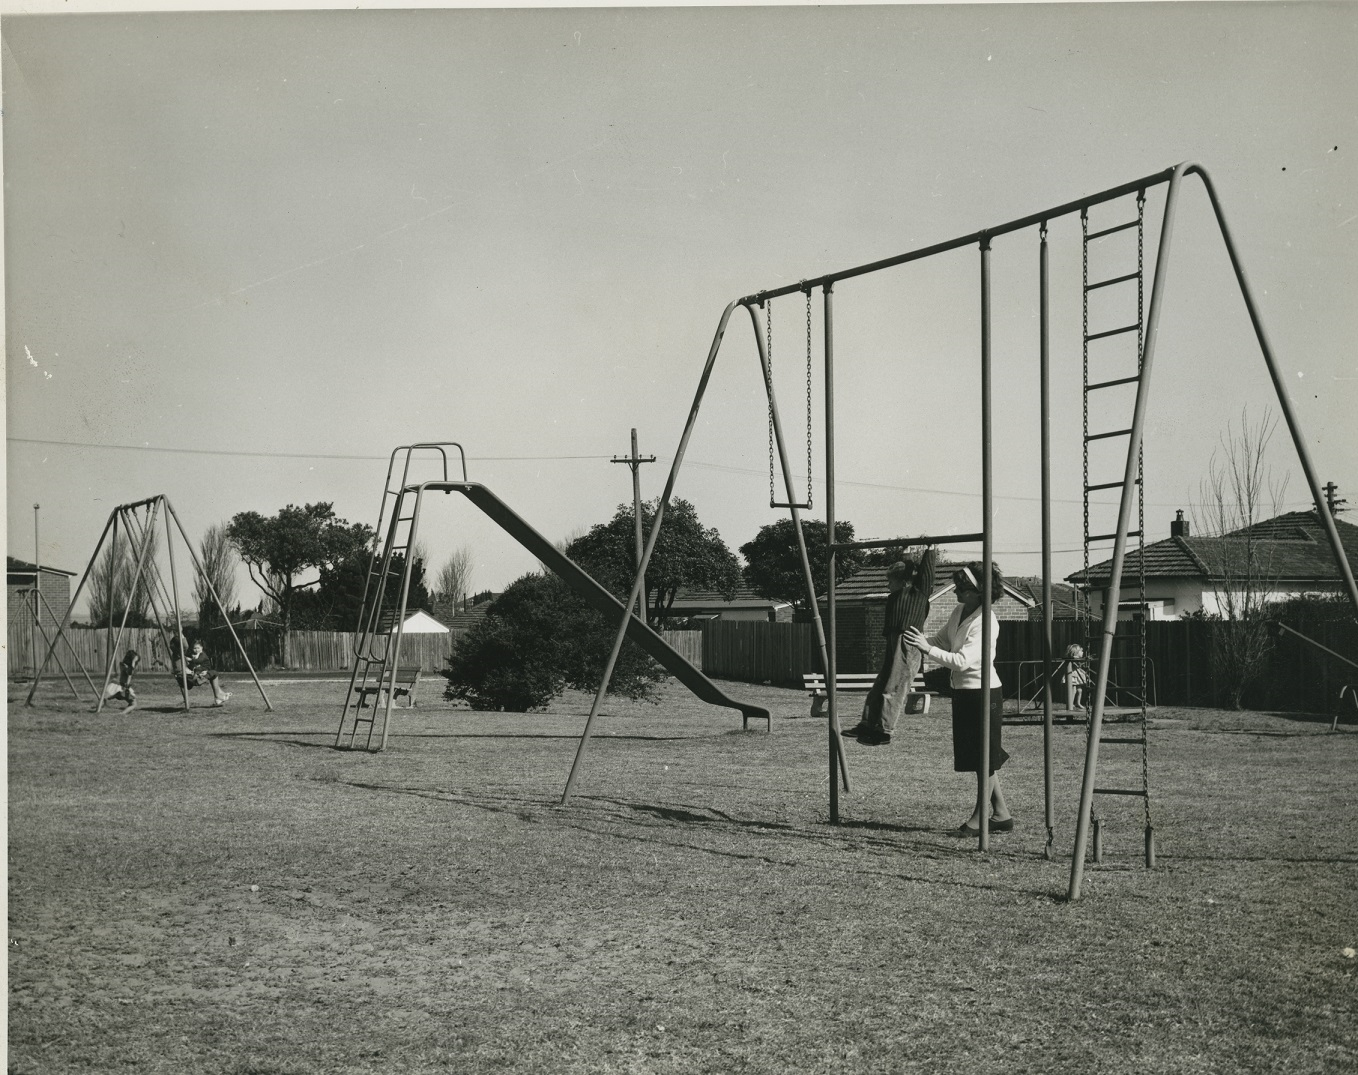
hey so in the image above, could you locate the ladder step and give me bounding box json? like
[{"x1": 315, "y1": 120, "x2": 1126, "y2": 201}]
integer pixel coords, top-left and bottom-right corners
[
  {"x1": 1085, "y1": 323, "x2": 1141, "y2": 342},
  {"x1": 1085, "y1": 427, "x2": 1134, "y2": 442},
  {"x1": 1086, "y1": 374, "x2": 1142, "y2": 392},
  {"x1": 1093, "y1": 788, "x2": 1147, "y2": 797},
  {"x1": 1087, "y1": 530, "x2": 1143, "y2": 543},
  {"x1": 1084, "y1": 271, "x2": 1141, "y2": 292},
  {"x1": 1085, "y1": 478, "x2": 1141, "y2": 492},
  {"x1": 1085, "y1": 219, "x2": 1140, "y2": 241}
]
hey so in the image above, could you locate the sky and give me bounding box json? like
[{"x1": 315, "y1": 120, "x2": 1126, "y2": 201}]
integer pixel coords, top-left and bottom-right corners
[{"x1": 5, "y1": 1, "x2": 1356, "y2": 619}]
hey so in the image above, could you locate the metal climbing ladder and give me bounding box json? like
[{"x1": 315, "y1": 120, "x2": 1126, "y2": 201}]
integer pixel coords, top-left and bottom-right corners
[
  {"x1": 1078, "y1": 194, "x2": 1155, "y2": 868},
  {"x1": 336, "y1": 444, "x2": 466, "y2": 751}
]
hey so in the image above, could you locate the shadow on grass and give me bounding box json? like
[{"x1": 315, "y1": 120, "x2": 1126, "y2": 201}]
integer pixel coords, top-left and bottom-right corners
[{"x1": 331, "y1": 780, "x2": 1062, "y2": 898}]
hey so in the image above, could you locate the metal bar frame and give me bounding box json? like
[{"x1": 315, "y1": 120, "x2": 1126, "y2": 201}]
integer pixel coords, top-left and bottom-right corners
[{"x1": 565, "y1": 162, "x2": 1357, "y2": 864}]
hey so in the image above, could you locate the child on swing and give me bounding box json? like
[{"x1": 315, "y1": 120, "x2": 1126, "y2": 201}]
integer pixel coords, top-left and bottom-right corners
[
  {"x1": 101, "y1": 650, "x2": 140, "y2": 712},
  {"x1": 170, "y1": 632, "x2": 231, "y2": 706}
]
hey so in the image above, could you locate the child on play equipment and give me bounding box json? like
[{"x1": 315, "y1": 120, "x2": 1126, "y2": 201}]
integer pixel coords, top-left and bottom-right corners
[
  {"x1": 101, "y1": 650, "x2": 140, "y2": 712},
  {"x1": 170, "y1": 631, "x2": 231, "y2": 706},
  {"x1": 1058, "y1": 643, "x2": 1091, "y2": 712},
  {"x1": 842, "y1": 544, "x2": 938, "y2": 746}
]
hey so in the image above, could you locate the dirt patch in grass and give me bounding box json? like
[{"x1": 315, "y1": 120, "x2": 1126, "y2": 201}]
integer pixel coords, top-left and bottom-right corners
[{"x1": 9, "y1": 678, "x2": 1358, "y2": 1073}]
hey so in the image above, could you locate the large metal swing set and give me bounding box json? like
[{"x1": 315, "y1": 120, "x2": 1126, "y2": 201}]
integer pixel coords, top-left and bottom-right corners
[
  {"x1": 559, "y1": 161, "x2": 1358, "y2": 901},
  {"x1": 25, "y1": 496, "x2": 273, "y2": 714}
]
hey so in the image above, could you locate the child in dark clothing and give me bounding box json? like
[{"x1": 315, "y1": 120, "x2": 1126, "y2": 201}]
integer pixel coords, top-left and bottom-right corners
[
  {"x1": 170, "y1": 632, "x2": 231, "y2": 706},
  {"x1": 843, "y1": 545, "x2": 938, "y2": 746},
  {"x1": 101, "y1": 650, "x2": 140, "y2": 712}
]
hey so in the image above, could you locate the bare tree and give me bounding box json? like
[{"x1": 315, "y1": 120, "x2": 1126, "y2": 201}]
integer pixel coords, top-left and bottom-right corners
[
  {"x1": 195, "y1": 523, "x2": 239, "y2": 628},
  {"x1": 435, "y1": 546, "x2": 475, "y2": 613},
  {"x1": 1193, "y1": 408, "x2": 1291, "y2": 708},
  {"x1": 87, "y1": 531, "x2": 156, "y2": 628}
]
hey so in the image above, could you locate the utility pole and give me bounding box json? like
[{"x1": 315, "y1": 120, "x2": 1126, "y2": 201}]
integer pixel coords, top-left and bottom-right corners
[
  {"x1": 1323, "y1": 482, "x2": 1347, "y2": 518},
  {"x1": 611, "y1": 429, "x2": 656, "y2": 621}
]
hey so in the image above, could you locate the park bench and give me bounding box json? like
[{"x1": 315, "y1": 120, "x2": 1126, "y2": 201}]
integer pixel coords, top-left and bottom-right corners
[
  {"x1": 801, "y1": 671, "x2": 936, "y2": 718},
  {"x1": 354, "y1": 666, "x2": 423, "y2": 709}
]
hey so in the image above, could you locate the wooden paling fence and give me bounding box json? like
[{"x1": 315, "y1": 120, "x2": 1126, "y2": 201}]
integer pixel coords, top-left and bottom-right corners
[
  {"x1": 702, "y1": 621, "x2": 821, "y2": 687},
  {"x1": 13, "y1": 619, "x2": 1354, "y2": 715},
  {"x1": 11, "y1": 624, "x2": 705, "y2": 680}
]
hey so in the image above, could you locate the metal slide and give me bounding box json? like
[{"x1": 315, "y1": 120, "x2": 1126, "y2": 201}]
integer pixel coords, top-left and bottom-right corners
[{"x1": 441, "y1": 481, "x2": 771, "y2": 729}]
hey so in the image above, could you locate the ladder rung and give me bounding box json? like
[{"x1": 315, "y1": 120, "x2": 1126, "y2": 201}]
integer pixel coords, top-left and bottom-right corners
[
  {"x1": 1088, "y1": 530, "x2": 1143, "y2": 543},
  {"x1": 1085, "y1": 323, "x2": 1141, "y2": 342},
  {"x1": 1085, "y1": 427, "x2": 1134, "y2": 442},
  {"x1": 1086, "y1": 374, "x2": 1142, "y2": 392},
  {"x1": 1084, "y1": 271, "x2": 1140, "y2": 292},
  {"x1": 1100, "y1": 736, "x2": 1147, "y2": 745},
  {"x1": 1085, "y1": 219, "x2": 1140, "y2": 241},
  {"x1": 1093, "y1": 788, "x2": 1147, "y2": 797},
  {"x1": 1085, "y1": 478, "x2": 1141, "y2": 492}
]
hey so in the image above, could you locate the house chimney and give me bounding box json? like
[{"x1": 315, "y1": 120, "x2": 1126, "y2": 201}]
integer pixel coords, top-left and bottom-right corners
[{"x1": 1171, "y1": 509, "x2": 1190, "y2": 538}]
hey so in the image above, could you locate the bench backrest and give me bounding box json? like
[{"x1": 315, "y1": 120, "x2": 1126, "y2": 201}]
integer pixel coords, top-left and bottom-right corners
[{"x1": 803, "y1": 673, "x2": 878, "y2": 690}]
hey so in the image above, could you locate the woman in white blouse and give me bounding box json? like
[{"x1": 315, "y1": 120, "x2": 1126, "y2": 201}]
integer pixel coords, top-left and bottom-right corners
[{"x1": 903, "y1": 562, "x2": 1014, "y2": 835}]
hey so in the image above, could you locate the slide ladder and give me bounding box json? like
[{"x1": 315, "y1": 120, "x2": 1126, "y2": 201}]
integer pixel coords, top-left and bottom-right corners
[
  {"x1": 337, "y1": 445, "x2": 466, "y2": 750},
  {"x1": 334, "y1": 477, "x2": 770, "y2": 751}
]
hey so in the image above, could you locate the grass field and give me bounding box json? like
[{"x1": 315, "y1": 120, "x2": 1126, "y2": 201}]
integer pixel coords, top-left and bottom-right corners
[{"x1": 8, "y1": 674, "x2": 1358, "y2": 1074}]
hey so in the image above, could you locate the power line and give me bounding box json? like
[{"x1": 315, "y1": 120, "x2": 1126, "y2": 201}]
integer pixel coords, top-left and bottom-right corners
[
  {"x1": 7, "y1": 436, "x2": 606, "y2": 463},
  {"x1": 8, "y1": 434, "x2": 1317, "y2": 514}
]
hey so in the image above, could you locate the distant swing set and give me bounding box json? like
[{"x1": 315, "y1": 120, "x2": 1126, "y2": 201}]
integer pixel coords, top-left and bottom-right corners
[
  {"x1": 563, "y1": 161, "x2": 1358, "y2": 901},
  {"x1": 25, "y1": 495, "x2": 272, "y2": 713}
]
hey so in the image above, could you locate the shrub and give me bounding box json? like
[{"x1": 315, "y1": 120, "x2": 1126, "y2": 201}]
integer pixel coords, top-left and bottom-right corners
[{"x1": 443, "y1": 573, "x2": 664, "y2": 712}]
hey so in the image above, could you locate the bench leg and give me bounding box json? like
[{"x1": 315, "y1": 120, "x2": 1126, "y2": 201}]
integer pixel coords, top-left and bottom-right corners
[{"x1": 810, "y1": 694, "x2": 826, "y2": 719}]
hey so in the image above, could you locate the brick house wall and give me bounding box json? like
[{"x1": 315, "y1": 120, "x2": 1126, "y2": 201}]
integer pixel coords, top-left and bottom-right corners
[{"x1": 7, "y1": 564, "x2": 73, "y2": 633}]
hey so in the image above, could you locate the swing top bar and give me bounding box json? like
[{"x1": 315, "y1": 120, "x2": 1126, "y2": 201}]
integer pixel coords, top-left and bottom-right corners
[
  {"x1": 743, "y1": 164, "x2": 1176, "y2": 306},
  {"x1": 830, "y1": 532, "x2": 985, "y2": 553}
]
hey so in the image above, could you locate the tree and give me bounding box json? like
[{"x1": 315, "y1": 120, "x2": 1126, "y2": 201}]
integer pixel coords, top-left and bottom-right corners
[
  {"x1": 442, "y1": 572, "x2": 663, "y2": 711},
  {"x1": 434, "y1": 545, "x2": 475, "y2": 613},
  {"x1": 739, "y1": 519, "x2": 865, "y2": 612},
  {"x1": 226, "y1": 503, "x2": 374, "y2": 664},
  {"x1": 87, "y1": 531, "x2": 156, "y2": 628},
  {"x1": 195, "y1": 523, "x2": 238, "y2": 629},
  {"x1": 1193, "y1": 408, "x2": 1291, "y2": 709},
  {"x1": 566, "y1": 498, "x2": 742, "y2": 623}
]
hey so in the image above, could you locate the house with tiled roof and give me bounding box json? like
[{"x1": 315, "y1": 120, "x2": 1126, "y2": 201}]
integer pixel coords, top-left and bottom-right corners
[
  {"x1": 1067, "y1": 509, "x2": 1358, "y2": 621},
  {"x1": 656, "y1": 585, "x2": 793, "y2": 624}
]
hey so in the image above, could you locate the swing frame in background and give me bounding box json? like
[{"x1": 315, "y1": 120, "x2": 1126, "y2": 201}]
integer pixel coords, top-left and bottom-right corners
[
  {"x1": 563, "y1": 162, "x2": 1358, "y2": 901},
  {"x1": 25, "y1": 495, "x2": 273, "y2": 714}
]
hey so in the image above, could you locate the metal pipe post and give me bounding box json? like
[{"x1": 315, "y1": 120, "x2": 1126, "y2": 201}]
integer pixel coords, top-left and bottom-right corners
[
  {"x1": 163, "y1": 497, "x2": 192, "y2": 710},
  {"x1": 979, "y1": 237, "x2": 993, "y2": 852},
  {"x1": 1040, "y1": 223, "x2": 1055, "y2": 858},
  {"x1": 1069, "y1": 165, "x2": 1187, "y2": 901},
  {"x1": 822, "y1": 283, "x2": 846, "y2": 820}
]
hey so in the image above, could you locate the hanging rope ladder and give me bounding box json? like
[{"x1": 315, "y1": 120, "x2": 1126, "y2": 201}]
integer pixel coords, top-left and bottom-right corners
[{"x1": 1080, "y1": 192, "x2": 1155, "y2": 868}]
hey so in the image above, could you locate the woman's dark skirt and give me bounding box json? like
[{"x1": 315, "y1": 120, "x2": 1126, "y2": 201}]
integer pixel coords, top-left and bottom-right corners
[{"x1": 951, "y1": 687, "x2": 1008, "y2": 774}]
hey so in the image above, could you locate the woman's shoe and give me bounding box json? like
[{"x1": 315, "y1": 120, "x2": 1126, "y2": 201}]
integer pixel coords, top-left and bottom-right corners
[
  {"x1": 956, "y1": 822, "x2": 981, "y2": 836},
  {"x1": 989, "y1": 817, "x2": 1015, "y2": 832}
]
